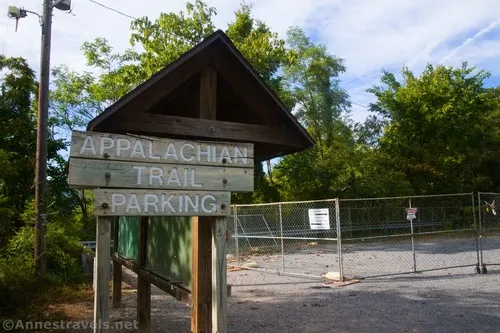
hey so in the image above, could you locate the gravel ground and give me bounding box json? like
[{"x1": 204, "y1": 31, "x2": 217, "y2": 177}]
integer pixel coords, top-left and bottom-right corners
[
  {"x1": 234, "y1": 236, "x2": 500, "y2": 279},
  {"x1": 68, "y1": 235, "x2": 500, "y2": 332},
  {"x1": 96, "y1": 265, "x2": 500, "y2": 333}
]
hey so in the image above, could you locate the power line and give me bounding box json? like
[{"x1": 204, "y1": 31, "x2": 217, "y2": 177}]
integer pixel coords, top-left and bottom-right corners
[
  {"x1": 351, "y1": 101, "x2": 369, "y2": 109},
  {"x1": 88, "y1": 0, "x2": 137, "y2": 20}
]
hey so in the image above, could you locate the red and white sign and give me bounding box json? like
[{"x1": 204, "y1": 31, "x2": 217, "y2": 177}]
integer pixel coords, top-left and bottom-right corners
[{"x1": 406, "y1": 208, "x2": 418, "y2": 220}]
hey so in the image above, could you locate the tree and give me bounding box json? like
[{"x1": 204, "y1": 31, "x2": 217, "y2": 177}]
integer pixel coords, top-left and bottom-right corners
[
  {"x1": 51, "y1": 1, "x2": 292, "y2": 204},
  {"x1": 0, "y1": 56, "x2": 38, "y2": 243},
  {"x1": 476, "y1": 87, "x2": 500, "y2": 191},
  {"x1": 273, "y1": 27, "x2": 354, "y2": 200},
  {"x1": 368, "y1": 63, "x2": 492, "y2": 194},
  {"x1": 0, "y1": 56, "x2": 64, "y2": 245}
]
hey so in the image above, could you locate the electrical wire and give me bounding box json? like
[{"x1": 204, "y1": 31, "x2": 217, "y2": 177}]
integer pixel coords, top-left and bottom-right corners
[
  {"x1": 83, "y1": 0, "x2": 379, "y2": 116},
  {"x1": 88, "y1": 0, "x2": 137, "y2": 20},
  {"x1": 351, "y1": 101, "x2": 369, "y2": 109}
]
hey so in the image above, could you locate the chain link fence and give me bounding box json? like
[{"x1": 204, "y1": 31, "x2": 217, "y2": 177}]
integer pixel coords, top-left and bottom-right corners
[
  {"x1": 228, "y1": 199, "x2": 342, "y2": 280},
  {"x1": 229, "y1": 193, "x2": 500, "y2": 281},
  {"x1": 478, "y1": 192, "x2": 500, "y2": 272},
  {"x1": 340, "y1": 193, "x2": 479, "y2": 278}
]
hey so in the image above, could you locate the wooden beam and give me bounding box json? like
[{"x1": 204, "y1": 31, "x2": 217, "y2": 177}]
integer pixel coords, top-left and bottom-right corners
[
  {"x1": 106, "y1": 114, "x2": 305, "y2": 148},
  {"x1": 212, "y1": 53, "x2": 279, "y2": 126},
  {"x1": 112, "y1": 217, "x2": 122, "y2": 309},
  {"x1": 200, "y1": 66, "x2": 217, "y2": 119},
  {"x1": 94, "y1": 216, "x2": 112, "y2": 333},
  {"x1": 139, "y1": 270, "x2": 191, "y2": 306},
  {"x1": 137, "y1": 217, "x2": 151, "y2": 333},
  {"x1": 192, "y1": 67, "x2": 217, "y2": 333},
  {"x1": 212, "y1": 217, "x2": 227, "y2": 332},
  {"x1": 191, "y1": 216, "x2": 213, "y2": 332},
  {"x1": 112, "y1": 253, "x2": 191, "y2": 306},
  {"x1": 112, "y1": 253, "x2": 139, "y2": 272},
  {"x1": 88, "y1": 47, "x2": 217, "y2": 130}
]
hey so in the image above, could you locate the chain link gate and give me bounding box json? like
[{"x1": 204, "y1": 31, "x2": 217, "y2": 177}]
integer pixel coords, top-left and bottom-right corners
[
  {"x1": 228, "y1": 193, "x2": 490, "y2": 282},
  {"x1": 478, "y1": 192, "x2": 500, "y2": 273},
  {"x1": 339, "y1": 193, "x2": 480, "y2": 279},
  {"x1": 227, "y1": 199, "x2": 342, "y2": 280}
]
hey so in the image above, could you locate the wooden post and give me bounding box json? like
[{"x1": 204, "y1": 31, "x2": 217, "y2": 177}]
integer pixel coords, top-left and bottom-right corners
[
  {"x1": 94, "y1": 216, "x2": 111, "y2": 333},
  {"x1": 192, "y1": 67, "x2": 217, "y2": 333},
  {"x1": 112, "y1": 217, "x2": 122, "y2": 308},
  {"x1": 191, "y1": 217, "x2": 213, "y2": 332},
  {"x1": 212, "y1": 217, "x2": 227, "y2": 333},
  {"x1": 137, "y1": 217, "x2": 151, "y2": 332}
]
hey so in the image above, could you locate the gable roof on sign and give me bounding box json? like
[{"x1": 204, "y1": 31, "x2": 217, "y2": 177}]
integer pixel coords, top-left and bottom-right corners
[{"x1": 87, "y1": 30, "x2": 315, "y2": 161}]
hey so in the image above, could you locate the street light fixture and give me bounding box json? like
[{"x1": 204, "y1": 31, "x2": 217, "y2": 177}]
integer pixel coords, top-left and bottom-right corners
[{"x1": 7, "y1": 0, "x2": 72, "y2": 276}]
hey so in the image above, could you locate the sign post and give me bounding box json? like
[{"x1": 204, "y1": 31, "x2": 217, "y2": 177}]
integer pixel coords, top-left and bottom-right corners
[
  {"x1": 68, "y1": 130, "x2": 254, "y2": 333},
  {"x1": 74, "y1": 29, "x2": 316, "y2": 333},
  {"x1": 406, "y1": 202, "x2": 418, "y2": 273}
]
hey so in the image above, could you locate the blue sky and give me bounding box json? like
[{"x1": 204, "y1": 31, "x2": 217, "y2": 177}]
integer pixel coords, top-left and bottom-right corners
[{"x1": 1, "y1": 0, "x2": 500, "y2": 123}]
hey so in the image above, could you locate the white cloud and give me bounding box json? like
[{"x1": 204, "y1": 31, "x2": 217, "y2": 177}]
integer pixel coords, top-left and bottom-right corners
[{"x1": 1, "y1": 0, "x2": 500, "y2": 123}]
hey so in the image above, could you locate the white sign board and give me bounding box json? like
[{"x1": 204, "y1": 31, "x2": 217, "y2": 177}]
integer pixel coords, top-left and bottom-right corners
[
  {"x1": 406, "y1": 208, "x2": 418, "y2": 220},
  {"x1": 67, "y1": 130, "x2": 255, "y2": 216},
  {"x1": 70, "y1": 131, "x2": 254, "y2": 166},
  {"x1": 308, "y1": 209, "x2": 330, "y2": 230},
  {"x1": 68, "y1": 158, "x2": 253, "y2": 192},
  {"x1": 94, "y1": 189, "x2": 230, "y2": 216}
]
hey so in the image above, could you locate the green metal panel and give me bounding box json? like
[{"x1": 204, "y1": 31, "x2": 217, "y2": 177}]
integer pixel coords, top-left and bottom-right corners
[
  {"x1": 117, "y1": 216, "x2": 138, "y2": 260},
  {"x1": 146, "y1": 217, "x2": 192, "y2": 288},
  {"x1": 117, "y1": 215, "x2": 192, "y2": 288}
]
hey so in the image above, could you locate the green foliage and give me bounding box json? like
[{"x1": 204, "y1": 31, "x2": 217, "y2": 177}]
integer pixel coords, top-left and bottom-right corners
[
  {"x1": 368, "y1": 63, "x2": 493, "y2": 194},
  {"x1": 0, "y1": 56, "x2": 37, "y2": 239},
  {"x1": 226, "y1": 4, "x2": 295, "y2": 108},
  {"x1": 129, "y1": 0, "x2": 216, "y2": 79},
  {"x1": 6, "y1": 223, "x2": 84, "y2": 283},
  {"x1": 284, "y1": 27, "x2": 350, "y2": 140},
  {"x1": 0, "y1": 56, "x2": 63, "y2": 246},
  {"x1": 273, "y1": 27, "x2": 353, "y2": 200},
  {"x1": 0, "y1": 255, "x2": 39, "y2": 315},
  {"x1": 50, "y1": 66, "x2": 103, "y2": 130},
  {"x1": 47, "y1": 1, "x2": 500, "y2": 204},
  {"x1": 0, "y1": 210, "x2": 85, "y2": 315},
  {"x1": 233, "y1": 163, "x2": 280, "y2": 204},
  {"x1": 51, "y1": 1, "x2": 294, "y2": 204}
]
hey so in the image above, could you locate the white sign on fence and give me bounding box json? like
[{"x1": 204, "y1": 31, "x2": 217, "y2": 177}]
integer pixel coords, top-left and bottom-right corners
[
  {"x1": 406, "y1": 208, "x2": 418, "y2": 220},
  {"x1": 308, "y1": 208, "x2": 330, "y2": 230}
]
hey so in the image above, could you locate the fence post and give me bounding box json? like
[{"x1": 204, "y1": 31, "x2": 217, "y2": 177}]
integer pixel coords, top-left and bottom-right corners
[
  {"x1": 477, "y1": 192, "x2": 484, "y2": 270},
  {"x1": 409, "y1": 198, "x2": 417, "y2": 273},
  {"x1": 335, "y1": 199, "x2": 344, "y2": 282},
  {"x1": 347, "y1": 207, "x2": 352, "y2": 239},
  {"x1": 234, "y1": 205, "x2": 239, "y2": 267},
  {"x1": 472, "y1": 193, "x2": 481, "y2": 273},
  {"x1": 279, "y1": 203, "x2": 285, "y2": 274}
]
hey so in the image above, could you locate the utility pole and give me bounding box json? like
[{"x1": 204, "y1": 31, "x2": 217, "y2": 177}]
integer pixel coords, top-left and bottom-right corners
[
  {"x1": 34, "y1": 0, "x2": 53, "y2": 276},
  {"x1": 8, "y1": 0, "x2": 71, "y2": 276}
]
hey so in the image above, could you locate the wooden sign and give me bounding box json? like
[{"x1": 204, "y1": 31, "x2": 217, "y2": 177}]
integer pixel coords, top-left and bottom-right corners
[
  {"x1": 68, "y1": 131, "x2": 254, "y2": 193},
  {"x1": 68, "y1": 158, "x2": 253, "y2": 192},
  {"x1": 94, "y1": 190, "x2": 230, "y2": 216},
  {"x1": 70, "y1": 131, "x2": 254, "y2": 166}
]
